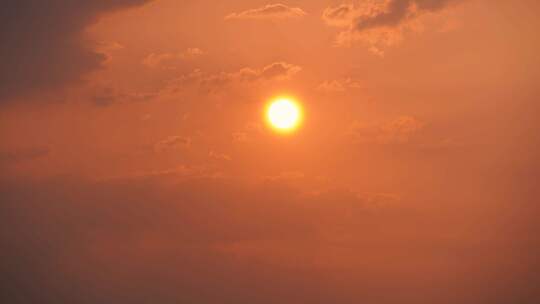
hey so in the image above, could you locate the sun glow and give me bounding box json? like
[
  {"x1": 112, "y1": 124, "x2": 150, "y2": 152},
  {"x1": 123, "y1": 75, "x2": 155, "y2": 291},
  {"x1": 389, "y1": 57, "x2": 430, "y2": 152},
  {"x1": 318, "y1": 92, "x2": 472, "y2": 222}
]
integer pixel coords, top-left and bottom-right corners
[{"x1": 266, "y1": 97, "x2": 303, "y2": 133}]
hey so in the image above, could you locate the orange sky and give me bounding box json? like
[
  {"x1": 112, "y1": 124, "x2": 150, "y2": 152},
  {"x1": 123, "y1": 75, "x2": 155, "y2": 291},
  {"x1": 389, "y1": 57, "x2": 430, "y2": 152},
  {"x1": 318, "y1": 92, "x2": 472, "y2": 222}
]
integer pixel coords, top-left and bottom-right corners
[{"x1": 1, "y1": 1, "x2": 539, "y2": 303}]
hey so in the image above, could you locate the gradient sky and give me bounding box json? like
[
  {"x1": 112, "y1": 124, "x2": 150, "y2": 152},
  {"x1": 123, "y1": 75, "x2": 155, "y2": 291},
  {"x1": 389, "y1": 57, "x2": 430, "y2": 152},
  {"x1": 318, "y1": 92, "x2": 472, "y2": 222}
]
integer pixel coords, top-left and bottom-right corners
[{"x1": 1, "y1": 1, "x2": 539, "y2": 303}]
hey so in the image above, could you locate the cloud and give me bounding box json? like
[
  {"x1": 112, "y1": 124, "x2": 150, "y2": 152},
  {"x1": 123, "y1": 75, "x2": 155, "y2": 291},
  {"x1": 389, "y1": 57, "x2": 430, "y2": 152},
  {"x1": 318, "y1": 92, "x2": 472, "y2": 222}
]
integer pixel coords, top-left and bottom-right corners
[
  {"x1": 317, "y1": 78, "x2": 363, "y2": 92},
  {"x1": 323, "y1": 0, "x2": 464, "y2": 54},
  {"x1": 0, "y1": 0, "x2": 153, "y2": 104},
  {"x1": 154, "y1": 136, "x2": 192, "y2": 152},
  {"x1": 353, "y1": 0, "x2": 461, "y2": 32},
  {"x1": 350, "y1": 116, "x2": 425, "y2": 144},
  {"x1": 182, "y1": 47, "x2": 205, "y2": 57},
  {"x1": 91, "y1": 87, "x2": 157, "y2": 107},
  {"x1": 208, "y1": 151, "x2": 232, "y2": 161},
  {"x1": 249, "y1": 61, "x2": 303, "y2": 80},
  {"x1": 142, "y1": 48, "x2": 204, "y2": 69},
  {"x1": 322, "y1": 3, "x2": 357, "y2": 27},
  {"x1": 94, "y1": 41, "x2": 125, "y2": 63},
  {"x1": 226, "y1": 3, "x2": 307, "y2": 20},
  {"x1": 169, "y1": 62, "x2": 301, "y2": 92}
]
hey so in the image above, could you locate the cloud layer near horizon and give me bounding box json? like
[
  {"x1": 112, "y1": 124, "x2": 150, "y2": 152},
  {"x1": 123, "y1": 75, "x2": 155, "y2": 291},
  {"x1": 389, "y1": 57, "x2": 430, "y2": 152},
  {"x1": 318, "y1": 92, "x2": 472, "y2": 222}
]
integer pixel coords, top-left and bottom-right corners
[{"x1": 2, "y1": 172, "x2": 536, "y2": 303}]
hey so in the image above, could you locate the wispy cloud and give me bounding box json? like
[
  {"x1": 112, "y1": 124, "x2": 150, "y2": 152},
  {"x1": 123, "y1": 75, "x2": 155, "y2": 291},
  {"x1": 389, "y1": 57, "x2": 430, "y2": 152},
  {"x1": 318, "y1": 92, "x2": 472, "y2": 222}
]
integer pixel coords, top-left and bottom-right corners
[
  {"x1": 154, "y1": 136, "x2": 192, "y2": 152},
  {"x1": 226, "y1": 3, "x2": 307, "y2": 20},
  {"x1": 317, "y1": 78, "x2": 363, "y2": 92},
  {"x1": 169, "y1": 62, "x2": 301, "y2": 93},
  {"x1": 92, "y1": 87, "x2": 157, "y2": 107},
  {"x1": 142, "y1": 48, "x2": 204, "y2": 69},
  {"x1": 350, "y1": 116, "x2": 426, "y2": 144}
]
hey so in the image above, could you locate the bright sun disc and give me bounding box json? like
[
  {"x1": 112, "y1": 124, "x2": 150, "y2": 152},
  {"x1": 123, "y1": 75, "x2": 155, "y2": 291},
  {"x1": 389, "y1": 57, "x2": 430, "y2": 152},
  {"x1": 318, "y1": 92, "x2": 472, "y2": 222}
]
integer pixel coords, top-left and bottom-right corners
[{"x1": 266, "y1": 97, "x2": 302, "y2": 133}]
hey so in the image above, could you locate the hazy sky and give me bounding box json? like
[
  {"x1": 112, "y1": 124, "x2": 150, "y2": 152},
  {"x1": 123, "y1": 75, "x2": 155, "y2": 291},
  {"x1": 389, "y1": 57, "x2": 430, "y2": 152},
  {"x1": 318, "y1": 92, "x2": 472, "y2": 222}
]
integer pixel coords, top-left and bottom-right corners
[{"x1": 1, "y1": 1, "x2": 539, "y2": 303}]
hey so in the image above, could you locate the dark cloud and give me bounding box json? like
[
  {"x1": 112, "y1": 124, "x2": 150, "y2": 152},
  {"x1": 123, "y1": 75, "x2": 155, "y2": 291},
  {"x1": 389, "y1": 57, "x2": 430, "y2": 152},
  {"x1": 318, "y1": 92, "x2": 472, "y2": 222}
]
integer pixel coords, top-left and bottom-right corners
[
  {"x1": 225, "y1": 4, "x2": 307, "y2": 20},
  {"x1": 323, "y1": 0, "x2": 464, "y2": 53},
  {"x1": 353, "y1": 0, "x2": 462, "y2": 32},
  {"x1": 0, "y1": 0, "x2": 152, "y2": 104}
]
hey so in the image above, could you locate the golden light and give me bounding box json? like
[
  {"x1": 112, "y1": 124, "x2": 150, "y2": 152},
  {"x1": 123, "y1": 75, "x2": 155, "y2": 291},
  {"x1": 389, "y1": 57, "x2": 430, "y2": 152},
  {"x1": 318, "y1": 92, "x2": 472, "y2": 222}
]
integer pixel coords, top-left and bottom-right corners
[{"x1": 265, "y1": 97, "x2": 303, "y2": 133}]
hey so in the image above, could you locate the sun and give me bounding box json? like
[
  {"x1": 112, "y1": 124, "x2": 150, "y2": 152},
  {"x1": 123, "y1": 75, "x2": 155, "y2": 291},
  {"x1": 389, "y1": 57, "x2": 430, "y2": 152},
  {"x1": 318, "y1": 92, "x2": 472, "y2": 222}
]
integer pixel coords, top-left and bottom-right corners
[{"x1": 265, "y1": 97, "x2": 303, "y2": 133}]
